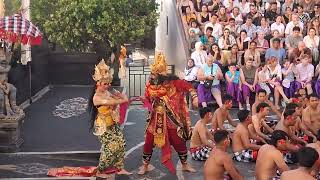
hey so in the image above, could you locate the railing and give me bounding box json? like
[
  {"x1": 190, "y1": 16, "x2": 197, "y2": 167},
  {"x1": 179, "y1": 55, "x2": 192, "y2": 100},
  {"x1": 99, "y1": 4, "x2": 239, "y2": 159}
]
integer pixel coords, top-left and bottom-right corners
[{"x1": 128, "y1": 64, "x2": 175, "y2": 104}]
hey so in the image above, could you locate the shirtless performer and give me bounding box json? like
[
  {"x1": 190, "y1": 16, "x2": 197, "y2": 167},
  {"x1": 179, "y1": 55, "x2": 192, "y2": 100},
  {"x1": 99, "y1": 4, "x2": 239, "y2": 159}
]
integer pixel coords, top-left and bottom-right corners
[
  {"x1": 252, "y1": 89, "x2": 282, "y2": 119},
  {"x1": 281, "y1": 147, "x2": 319, "y2": 180},
  {"x1": 307, "y1": 129, "x2": 320, "y2": 177},
  {"x1": 274, "y1": 108, "x2": 305, "y2": 164},
  {"x1": 232, "y1": 110, "x2": 261, "y2": 162},
  {"x1": 211, "y1": 95, "x2": 237, "y2": 131},
  {"x1": 190, "y1": 107, "x2": 215, "y2": 161},
  {"x1": 302, "y1": 93, "x2": 320, "y2": 136},
  {"x1": 295, "y1": 88, "x2": 309, "y2": 108},
  {"x1": 204, "y1": 130, "x2": 244, "y2": 180},
  {"x1": 251, "y1": 102, "x2": 274, "y2": 141},
  {"x1": 286, "y1": 103, "x2": 316, "y2": 143},
  {"x1": 255, "y1": 130, "x2": 290, "y2": 180},
  {"x1": 275, "y1": 108, "x2": 306, "y2": 147}
]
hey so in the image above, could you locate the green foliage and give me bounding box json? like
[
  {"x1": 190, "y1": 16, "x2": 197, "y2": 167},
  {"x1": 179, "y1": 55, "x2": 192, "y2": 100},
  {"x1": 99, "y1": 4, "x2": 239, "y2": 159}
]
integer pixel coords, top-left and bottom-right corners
[
  {"x1": 31, "y1": 0, "x2": 158, "y2": 52},
  {"x1": 4, "y1": 0, "x2": 21, "y2": 16}
]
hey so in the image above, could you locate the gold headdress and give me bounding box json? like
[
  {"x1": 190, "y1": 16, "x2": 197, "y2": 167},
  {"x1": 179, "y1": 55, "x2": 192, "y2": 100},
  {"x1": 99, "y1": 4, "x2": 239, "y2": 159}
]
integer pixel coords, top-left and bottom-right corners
[
  {"x1": 92, "y1": 59, "x2": 113, "y2": 84},
  {"x1": 150, "y1": 52, "x2": 168, "y2": 75}
]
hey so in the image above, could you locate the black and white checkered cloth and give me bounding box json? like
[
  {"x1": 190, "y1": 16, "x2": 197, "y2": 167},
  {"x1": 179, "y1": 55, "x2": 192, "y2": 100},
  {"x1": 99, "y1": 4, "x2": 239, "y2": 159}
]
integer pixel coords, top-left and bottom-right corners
[
  {"x1": 271, "y1": 176, "x2": 280, "y2": 180},
  {"x1": 233, "y1": 149, "x2": 256, "y2": 162},
  {"x1": 191, "y1": 146, "x2": 212, "y2": 161},
  {"x1": 283, "y1": 152, "x2": 298, "y2": 164}
]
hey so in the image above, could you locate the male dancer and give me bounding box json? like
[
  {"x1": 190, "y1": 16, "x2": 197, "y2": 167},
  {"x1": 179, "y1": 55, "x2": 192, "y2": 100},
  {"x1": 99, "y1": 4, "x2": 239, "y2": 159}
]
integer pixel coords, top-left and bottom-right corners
[
  {"x1": 190, "y1": 107, "x2": 215, "y2": 161},
  {"x1": 232, "y1": 110, "x2": 261, "y2": 162},
  {"x1": 252, "y1": 89, "x2": 281, "y2": 119},
  {"x1": 211, "y1": 95, "x2": 237, "y2": 132},
  {"x1": 255, "y1": 130, "x2": 290, "y2": 180},
  {"x1": 251, "y1": 102, "x2": 274, "y2": 141},
  {"x1": 281, "y1": 147, "x2": 318, "y2": 180},
  {"x1": 138, "y1": 52, "x2": 198, "y2": 174},
  {"x1": 204, "y1": 130, "x2": 244, "y2": 180},
  {"x1": 302, "y1": 93, "x2": 320, "y2": 136}
]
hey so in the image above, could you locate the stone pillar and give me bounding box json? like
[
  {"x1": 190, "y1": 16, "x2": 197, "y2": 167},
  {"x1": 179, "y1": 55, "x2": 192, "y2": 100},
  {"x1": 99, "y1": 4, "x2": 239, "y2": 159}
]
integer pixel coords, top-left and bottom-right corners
[{"x1": 0, "y1": 117, "x2": 24, "y2": 152}]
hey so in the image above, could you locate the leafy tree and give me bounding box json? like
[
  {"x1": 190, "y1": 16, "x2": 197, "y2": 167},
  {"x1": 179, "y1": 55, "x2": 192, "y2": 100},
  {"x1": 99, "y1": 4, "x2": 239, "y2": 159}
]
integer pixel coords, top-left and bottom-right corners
[
  {"x1": 4, "y1": 0, "x2": 20, "y2": 16},
  {"x1": 31, "y1": 0, "x2": 158, "y2": 56}
]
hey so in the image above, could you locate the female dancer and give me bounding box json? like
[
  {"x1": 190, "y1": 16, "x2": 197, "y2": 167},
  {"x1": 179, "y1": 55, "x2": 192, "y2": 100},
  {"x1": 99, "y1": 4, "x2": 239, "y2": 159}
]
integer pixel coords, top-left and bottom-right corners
[{"x1": 89, "y1": 59, "x2": 131, "y2": 178}]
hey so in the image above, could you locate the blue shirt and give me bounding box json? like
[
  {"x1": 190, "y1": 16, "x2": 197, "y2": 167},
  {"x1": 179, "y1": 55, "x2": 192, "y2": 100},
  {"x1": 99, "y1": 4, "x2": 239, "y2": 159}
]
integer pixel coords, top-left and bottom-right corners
[
  {"x1": 226, "y1": 70, "x2": 240, "y2": 84},
  {"x1": 200, "y1": 35, "x2": 208, "y2": 45},
  {"x1": 203, "y1": 63, "x2": 220, "y2": 86},
  {"x1": 265, "y1": 48, "x2": 286, "y2": 64}
]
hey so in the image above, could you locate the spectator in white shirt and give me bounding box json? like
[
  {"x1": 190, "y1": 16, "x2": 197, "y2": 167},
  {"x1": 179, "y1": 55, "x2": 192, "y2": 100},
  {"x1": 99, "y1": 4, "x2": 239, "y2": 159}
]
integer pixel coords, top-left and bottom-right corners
[
  {"x1": 271, "y1": 16, "x2": 285, "y2": 37},
  {"x1": 218, "y1": 28, "x2": 237, "y2": 50},
  {"x1": 238, "y1": 0, "x2": 250, "y2": 15},
  {"x1": 184, "y1": 58, "x2": 199, "y2": 88},
  {"x1": 285, "y1": 14, "x2": 304, "y2": 36},
  {"x1": 230, "y1": 7, "x2": 243, "y2": 25},
  {"x1": 264, "y1": 57, "x2": 290, "y2": 109},
  {"x1": 204, "y1": 13, "x2": 223, "y2": 41},
  {"x1": 303, "y1": 28, "x2": 320, "y2": 64},
  {"x1": 295, "y1": 54, "x2": 314, "y2": 95},
  {"x1": 191, "y1": 42, "x2": 208, "y2": 67}
]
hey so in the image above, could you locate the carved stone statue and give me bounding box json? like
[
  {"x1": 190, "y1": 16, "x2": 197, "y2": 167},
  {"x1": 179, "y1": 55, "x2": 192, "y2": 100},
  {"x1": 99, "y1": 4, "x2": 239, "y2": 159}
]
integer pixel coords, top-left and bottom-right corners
[
  {"x1": 0, "y1": 44, "x2": 24, "y2": 119},
  {"x1": 0, "y1": 42, "x2": 24, "y2": 152}
]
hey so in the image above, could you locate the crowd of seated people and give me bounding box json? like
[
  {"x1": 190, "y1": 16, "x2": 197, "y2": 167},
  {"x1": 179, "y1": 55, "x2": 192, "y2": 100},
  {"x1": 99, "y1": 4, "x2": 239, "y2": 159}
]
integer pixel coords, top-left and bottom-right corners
[
  {"x1": 179, "y1": 0, "x2": 320, "y2": 179},
  {"x1": 180, "y1": 0, "x2": 320, "y2": 110}
]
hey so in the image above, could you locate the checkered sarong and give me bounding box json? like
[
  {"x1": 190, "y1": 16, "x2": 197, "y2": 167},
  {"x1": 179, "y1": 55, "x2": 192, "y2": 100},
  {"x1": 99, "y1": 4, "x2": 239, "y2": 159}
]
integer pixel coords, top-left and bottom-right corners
[
  {"x1": 266, "y1": 119, "x2": 278, "y2": 128},
  {"x1": 190, "y1": 146, "x2": 212, "y2": 161},
  {"x1": 283, "y1": 152, "x2": 298, "y2": 164},
  {"x1": 271, "y1": 176, "x2": 280, "y2": 180},
  {"x1": 233, "y1": 149, "x2": 257, "y2": 162}
]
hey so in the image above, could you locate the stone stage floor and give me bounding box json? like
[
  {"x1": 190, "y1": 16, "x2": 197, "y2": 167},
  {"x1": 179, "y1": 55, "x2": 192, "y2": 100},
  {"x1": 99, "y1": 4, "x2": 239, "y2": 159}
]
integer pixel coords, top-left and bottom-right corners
[{"x1": 0, "y1": 86, "x2": 280, "y2": 179}]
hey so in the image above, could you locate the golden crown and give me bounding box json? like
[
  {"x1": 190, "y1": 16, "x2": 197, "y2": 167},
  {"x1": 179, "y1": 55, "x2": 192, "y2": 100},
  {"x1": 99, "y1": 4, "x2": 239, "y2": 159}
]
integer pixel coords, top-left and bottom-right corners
[
  {"x1": 92, "y1": 59, "x2": 113, "y2": 84},
  {"x1": 150, "y1": 52, "x2": 168, "y2": 75}
]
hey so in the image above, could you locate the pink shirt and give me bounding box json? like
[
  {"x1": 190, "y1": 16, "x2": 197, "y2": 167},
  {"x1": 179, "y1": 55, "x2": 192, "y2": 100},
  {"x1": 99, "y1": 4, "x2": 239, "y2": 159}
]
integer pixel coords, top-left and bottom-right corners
[{"x1": 296, "y1": 63, "x2": 314, "y2": 82}]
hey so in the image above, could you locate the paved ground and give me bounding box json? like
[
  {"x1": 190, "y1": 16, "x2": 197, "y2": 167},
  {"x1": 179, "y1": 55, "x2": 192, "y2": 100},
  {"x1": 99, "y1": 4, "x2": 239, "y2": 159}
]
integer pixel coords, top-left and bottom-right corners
[
  {"x1": 20, "y1": 86, "x2": 100, "y2": 152},
  {"x1": 0, "y1": 81, "x2": 280, "y2": 179}
]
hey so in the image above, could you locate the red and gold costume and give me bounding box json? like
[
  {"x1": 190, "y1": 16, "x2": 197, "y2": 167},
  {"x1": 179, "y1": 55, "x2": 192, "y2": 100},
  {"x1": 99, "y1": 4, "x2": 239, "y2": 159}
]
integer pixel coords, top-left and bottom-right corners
[{"x1": 142, "y1": 52, "x2": 197, "y2": 173}]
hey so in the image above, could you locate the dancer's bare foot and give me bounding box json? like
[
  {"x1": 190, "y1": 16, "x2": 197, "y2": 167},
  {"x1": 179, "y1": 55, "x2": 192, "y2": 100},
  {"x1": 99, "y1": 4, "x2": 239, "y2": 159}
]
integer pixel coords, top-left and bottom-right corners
[
  {"x1": 138, "y1": 164, "x2": 155, "y2": 175},
  {"x1": 116, "y1": 169, "x2": 132, "y2": 175},
  {"x1": 181, "y1": 163, "x2": 196, "y2": 173}
]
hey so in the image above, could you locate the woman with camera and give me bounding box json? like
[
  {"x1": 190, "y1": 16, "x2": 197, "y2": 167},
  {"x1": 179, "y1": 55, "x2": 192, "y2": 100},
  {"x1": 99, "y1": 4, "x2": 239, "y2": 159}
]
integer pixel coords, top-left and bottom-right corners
[{"x1": 197, "y1": 55, "x2": 223, "y2": 108}]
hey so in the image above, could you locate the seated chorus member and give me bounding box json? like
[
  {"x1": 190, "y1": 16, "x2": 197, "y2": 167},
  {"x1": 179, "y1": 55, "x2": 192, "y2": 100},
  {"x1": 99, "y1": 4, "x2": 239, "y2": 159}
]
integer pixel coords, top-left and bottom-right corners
[
  {"x1": 285, "y1": 103, "x2": 316, "y2": 143},
  {"x1": 255, "y1": 130, "x2": 290, "y2": 180},
  {"x1": 252, "y1": 89, "x2": 282, "y2": 119},
  {"x1": 232, "y1": 110, "x2": 261, "y2": 162},
  {"x1": 275, "y1": 108, "x2": 306, "y2": 146},
  {"x1": 211, "y1": 95, "x2": 237, "y2": 132},
  {"x1": 274, "y1": 108, "x2": 304, "y2": 164},
  {"x1": 281, "y1": 147, "x2": 319, "y2": 180},
  {"x1": 307, "y1": 129, "x2": 320, "y2": 177},
  {"x1": 190, "y1": 107, "x2": 215, "y2": 161},
  {"x1": 251, "y1": 102, "x2": 274, "y2": 141},
  {"x1": 302, "y1": 93, "x2": 320, "y2": 136},
  {"x1": 204, "y1": 130, "x2": 244, "y2": 180}
]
